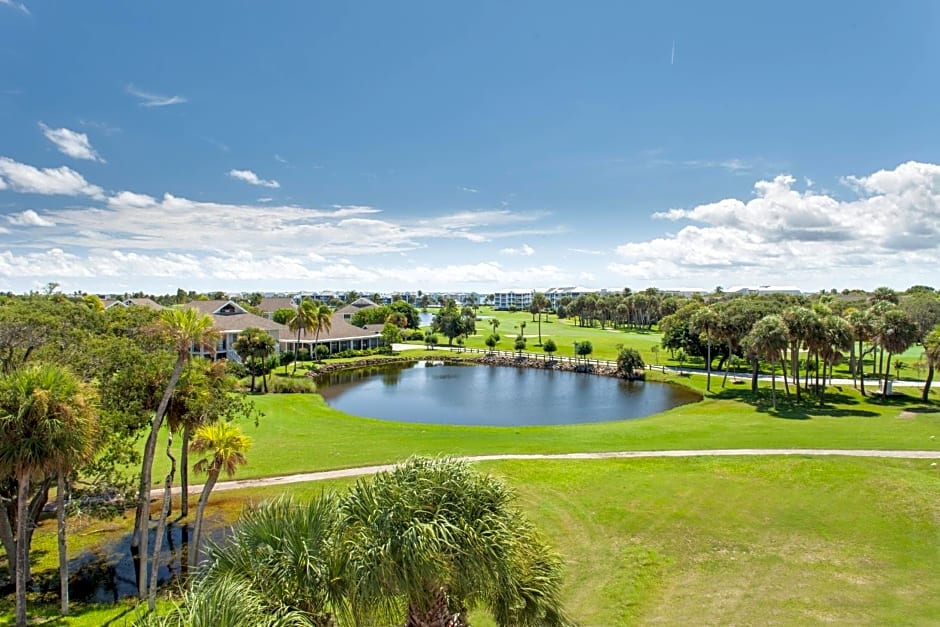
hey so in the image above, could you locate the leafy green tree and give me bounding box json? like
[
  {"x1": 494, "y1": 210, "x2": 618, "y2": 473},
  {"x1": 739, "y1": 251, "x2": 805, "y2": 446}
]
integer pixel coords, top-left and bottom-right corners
[
  {"x1": 424, "y1": 332, "x2": 439, "y2": 350},
  {"x1": 381, "y1": 322, "x2": 402, "y2": 349},
  {"x1": 0, "y1": 364, "x2": 98, "y2": 624},
  {"x1": 189, "y1": 422, "x2": 251, "y2": 568},
  {"x1": 514, "y1": 336, "x2": 527, "y2": 355},
  {"x1": 574, "y1": 340, "x2": 593, "y2": 363},
  {"x1": 485, "y1": 334, "x2": 498, "y2": 354},
  {"x1": 432, "y1": 299, "x2": 474, "y2": 346},
  {"x1": 543, "y1": 338, "x2": 557, "y2": 361},
  {"x1": 616, "y1": 347, "x2": 645, "y2": 379},
  {"x1": 782, "y1": 306, "x2": 819, "y2": 400},
  {"x1": 271, "y1": 307, "x2": 295, "y2": 325}
]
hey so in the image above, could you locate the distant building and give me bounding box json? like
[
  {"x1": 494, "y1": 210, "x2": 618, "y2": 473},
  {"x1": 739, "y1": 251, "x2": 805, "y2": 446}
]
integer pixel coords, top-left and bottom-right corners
[
  {"x1": 492, "y1": 289, "x2": 533, "y2": 310},
  {"x1": 334, "y1": 297, "x2": 380, "y2": 321},
  {"x1": 726, "y1": 285, "x2": 802, "y2": 296},
  {"x1": 258, "y1": 296, "x2": 296, "y2": 319},
  {"x1": 184, "y1": 300, "x2": 288, "y2": 361},
  {"x1": 102, "y1": 297, "x2": 164, "y2": 310}
]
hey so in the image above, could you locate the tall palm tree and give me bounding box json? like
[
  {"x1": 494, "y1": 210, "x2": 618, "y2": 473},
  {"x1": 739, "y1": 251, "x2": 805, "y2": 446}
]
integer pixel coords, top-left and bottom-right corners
[
  {"x1": 923, "y1": 325, "x2": 940, "y2": 402},
  {"x1": 310, "y1": 304, "x2": 333, "y2": 361},
  {"x1": 690, "y1": 306, "x2": 719, "y2": 392},
  {"x1": 531, "y1": 292, "x2": 550, "y2": 345},
  {"x1": 0, "y1": 364, "x2": 98, "y2": 625},
  {"x1": 876, "y1": 308, "x2": 919, "y2": 399},
  {"x1": 188, "y1": 422, "x2": 251, "y2": 569},
  {"x1": 744, "y1": 315, "x2": 790, "y2": 408},
  {"x1": 342, "y1": 457, "x2": 568, "y2": 626},
  {"x1": 233, "y1": 327, "x2": 276, "y2": 393},
  {"x1": 289, "y1": 300, "x2": 318, "y2": 374},
  {"x1": 135, "y1": 307, "x2": 217, "y2": 605},
  {"x1": 846, "y1": 308, "x2": 874, "y2": 395},
  {"x1": 782, "y1": 306, "x2": 819, "y2": 401}
]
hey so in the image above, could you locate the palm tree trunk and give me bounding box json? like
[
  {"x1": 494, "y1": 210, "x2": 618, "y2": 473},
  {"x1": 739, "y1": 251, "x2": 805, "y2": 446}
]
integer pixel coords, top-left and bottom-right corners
[
  {"x1": 923, "y1": 363, "x2": 935, "y2": 402},
  {"x1": 15, "y1": 473, "x2": 29, "y2": 627},
  {"x1": 750, "y1": 357, "x2": 759, "y2": 393},
  {"x1": 780, "y1": 358, "x2": 790, "y2": 397},
  {"x1": 180, "y1": 425, "x2": 191, "y2": 517},
  {"x1": 849, "y1": 343, "x2": 857, "y2": 390},
  {"x1": 883, "y1": 353, "x2": 893, "y2": 400},
  {"x1": 537, "y1": 313, "x2": 542, "y2": 345},
  {"x1": 189, "y1": 469, "x2": 219, "y2": 570},
  {"x1": 57, "y1": 471, "x2": 69, "y2": 616},
  {"x1": 292, "y1": 329, "x2": 301, "y2": 374},
  {"x1": 722, "y1": 341, "x2": 732, "y2": 387},
  {"x1": 148, "y1": 432, "x2": 177, "y2": 609},
  {"x1": 405, "y1": 587, "x2": 465, "y2": 627},
  {"x1": 0, "y1": 503, "x2": 15, "y2": 582},
  {"x1": 705, "y1": 338, "x2": 712, "y2": 392},
  {"x1": 135, "y1": 355, "x2": 185, "y2": 600},
  {"x1": 858, "y1": 340, "x2": 866, "y2": 396},
  {"x1": 791, "y1": 342, "x2": 801, "y2": 400},
  {"x1": 771, "y1": 367, "x2": 777, "y2": 409}
]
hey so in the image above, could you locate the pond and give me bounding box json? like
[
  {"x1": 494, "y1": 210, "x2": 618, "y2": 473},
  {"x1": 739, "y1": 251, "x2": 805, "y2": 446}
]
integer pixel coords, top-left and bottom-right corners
[{"x1": 317, "y1": 362, "x2": 700, "y2": 426}]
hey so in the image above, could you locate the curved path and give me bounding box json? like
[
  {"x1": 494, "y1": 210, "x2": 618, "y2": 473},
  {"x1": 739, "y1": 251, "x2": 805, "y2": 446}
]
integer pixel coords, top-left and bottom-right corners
[{"x1": 169, "y1": 449, "x2": 940, "y2": 496}]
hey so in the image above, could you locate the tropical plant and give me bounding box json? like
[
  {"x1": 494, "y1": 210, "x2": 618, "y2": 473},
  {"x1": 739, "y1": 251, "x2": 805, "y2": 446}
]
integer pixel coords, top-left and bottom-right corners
[
  {"x1": 514, "y1": 336, "x2": 527, "y2": 355},
  {"x1": 310, "y1": 304, "x2": 334, "y2": 361},
  {"x1": 233, "y1": 327, "x2": 277, "y2": 393},
  {"x1": 543, "y1": 338, "x2": 557, "y2": 361},
  {"x1": 530, "y1": 292, "x2": 550, "y2": 345},
  {"x1": 288, "y1": 300, "x2": 318, "y2": 374},
  {"x1": 0, "y1": 364, "x2": 99, "y2": 624},
  {"x1": 188, "y1": 422, "x2": 251, "y2": 569},
  {"x1": 689, "y1": 306, "x2": 719, "y2": 392},
  {"x1": 616, "y1": 347, "x2": 645, "y2": 379},
  {"x1": 874, "y1": 308, "x2": 919, "y2": 399},
  {"x1": 485, "y1": 334, "x2": 498, "y2": 354},
  {"x1": 923, "y1": 325, "x2": 940, "y2": 401},
  {"x1": 135, "y1": 307, "x2": 217, "y2": 605},
  {"x1": 743, "y1": 315, "x2": 789, "y2": 407},
  {"x1": 341, "y1": 457, "x2": 569, "y2": 626},
  {"x1": 574, "y1": 340, "x2": 593, "y2": 363}
]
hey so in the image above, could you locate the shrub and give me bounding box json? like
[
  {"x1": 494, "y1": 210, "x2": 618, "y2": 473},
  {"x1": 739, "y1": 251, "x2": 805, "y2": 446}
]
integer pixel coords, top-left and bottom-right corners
[
  {"x1": 617, "y1": 347, "x2": 645, "y2": 378},
  {"x1": 269, "y1": 376, "x2": 317, "y2": 394},
  {"x1": 408, "y1": 329, "x2": 425, "y2": 341}
]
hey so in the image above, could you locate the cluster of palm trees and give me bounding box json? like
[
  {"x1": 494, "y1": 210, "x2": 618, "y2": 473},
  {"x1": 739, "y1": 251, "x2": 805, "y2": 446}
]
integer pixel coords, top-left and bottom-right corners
[
  {"x1": 661, "y1": 290, "x2": 940, "y2": 405},
  {"x1": 288, "y1": 299, "x2": 333, "y2": 372},
  {"x1": 560, "y1": 288, "x2": 676, "y2": 330},
  {"x1": 140, "y1": 457, "x2": 569, "y2": 627}
]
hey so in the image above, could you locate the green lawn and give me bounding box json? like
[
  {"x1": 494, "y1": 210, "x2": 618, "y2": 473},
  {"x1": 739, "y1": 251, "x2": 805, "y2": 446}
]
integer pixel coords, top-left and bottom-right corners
[
  {"x1": 144, "y1": 374, "x2": 940, "y2": 483},
  {"x1": 20, "y1": 456, "x2": 940, "y2": 626}
]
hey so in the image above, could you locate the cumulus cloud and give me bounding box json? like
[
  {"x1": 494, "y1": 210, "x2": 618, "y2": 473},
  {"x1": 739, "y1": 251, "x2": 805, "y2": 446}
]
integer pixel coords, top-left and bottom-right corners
[
  {"x1": 500, "y1": 244, "x2": 535, "y2": 256},
  {"x1": 0, "y1": 156, "x2": 104, "y2": 198},
  {"x1": 39, "y1": 123, "x2": 105, "y2": 162},
  {"x1": 125, "y1": 84, "x2": 187, "y2": 107},
  {"x1": 613, "y1": 161, "x2": 940, "y2": 287},
  {"x1": 228, "y1": 169, "x2": 280, "y2": 188},
  {"x1": 8, "y1": 210, "x2": 55, "y2": 227}
]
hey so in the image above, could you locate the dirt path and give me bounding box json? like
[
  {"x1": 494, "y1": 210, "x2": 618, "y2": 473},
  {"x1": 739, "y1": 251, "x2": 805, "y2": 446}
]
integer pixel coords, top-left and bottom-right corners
[{"x1": 167, "y1": 449, "x2": 940, "y2": 496}]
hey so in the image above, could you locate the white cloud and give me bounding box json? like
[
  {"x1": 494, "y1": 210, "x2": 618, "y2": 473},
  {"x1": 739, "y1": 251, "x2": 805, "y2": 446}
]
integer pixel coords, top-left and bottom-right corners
[
  {"x1": 39, "y1": 122, "x2": 105, "y2": 162},
  {"x1": 125, "y1": 84, "x2": 187, "y2": 107},
  {"x1": 257, "y1": 197, "x2": 274, "y2": 203},
  {"x1": 0, "y1": 156, "x2": 104, "y2": 199},
  {"x1": 500, "y1": 243, "x2": 535, "y2": 256},
  {"x1": 274, "y1": 154, "x2": 288, "y2": 164},
  {"x1": 0, "y1": 0, "x2": 29, "y2": 14},
  {"x1": 228, "y1": 169, "x2": 280, "y2": 188},
  {"x1": 8, "y1": 210, "x2": 55, "y2": 227},
  {"x1": 459, "y1": 186, "x2": 479, "y2": 193},
  {"x1": 613, "y1": 161, "x2": 940, "y2": 287}
]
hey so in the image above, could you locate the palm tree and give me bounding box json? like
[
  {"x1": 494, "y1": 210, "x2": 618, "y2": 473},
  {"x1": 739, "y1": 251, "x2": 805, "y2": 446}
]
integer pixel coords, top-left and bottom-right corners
[
  {"x1": 310, "y1": 304, "x2": 333, "y2": 361},
  {"x1": 782, "y1": 306, "x2": 819, "y2": 401},
  {"x1": 289, "y1": 300, "x2": 317, "y2": 374},
  {"x1": 135, "y1": 307, "x2": 217, "y2": 605},
  {"x1": 188, "y1": 422, "x2": 251, "y2": 569},
  {"x1": 233, "y1": 327, "x2": 276, "y2": 393},
  {"x1": 744, "y1": 315, "x2": 790, "y2": 408},
  {"x1": 530, "y1": 292, "x2": 550, "y2": 345},
  {"x1": 846, "y1": 308, "x2": 874, "y2": 395},
  {"x1": 923, "y1": 325, "x2": 940, "y2": 402},
  {"x1": 341, "y1": 457, "x2": 568, "y2": 626},
  {"x1": 690, "y1": 307, "x2": 719, "y2": 392},
  {"x1": 875, "y1": 308, "x2": 919, "y2": 399},
  {"x1": 0, "y1": 364, "x2": 98, "y2": 625}
]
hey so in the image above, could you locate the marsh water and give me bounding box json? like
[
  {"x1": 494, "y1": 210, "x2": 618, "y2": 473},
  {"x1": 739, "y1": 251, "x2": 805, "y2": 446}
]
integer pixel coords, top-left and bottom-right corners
[{"x1": 317, "y1": 362, "x2": 700, "y2": 426}]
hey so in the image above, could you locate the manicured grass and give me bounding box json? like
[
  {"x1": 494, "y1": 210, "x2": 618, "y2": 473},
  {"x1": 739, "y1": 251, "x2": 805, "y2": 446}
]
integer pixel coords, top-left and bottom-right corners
[
  {"x1": 478, "y1": 456, "x2": 940, "y2": 625},
  {"x1": 146, "y1": 374, "x2": 940, "y2": 483},
  {"x1": 20, "y1": 456, "x2": 940, "y2": 625}
]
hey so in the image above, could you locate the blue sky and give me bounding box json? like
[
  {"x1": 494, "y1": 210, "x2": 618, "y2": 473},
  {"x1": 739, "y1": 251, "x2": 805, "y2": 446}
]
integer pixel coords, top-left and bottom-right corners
[{"x1": 1, "y1": 1, "x2": 939, "y2": 295}]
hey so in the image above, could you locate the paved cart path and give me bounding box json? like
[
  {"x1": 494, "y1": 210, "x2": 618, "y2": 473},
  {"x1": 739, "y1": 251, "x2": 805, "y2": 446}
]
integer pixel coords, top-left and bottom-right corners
[{"x1": 163, "y1": 449, "x2": 940, "y2": 496}]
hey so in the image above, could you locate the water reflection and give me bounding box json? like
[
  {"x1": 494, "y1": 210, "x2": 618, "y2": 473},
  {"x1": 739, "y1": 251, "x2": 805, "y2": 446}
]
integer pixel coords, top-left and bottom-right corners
[{"x1": 317, "y1": 362, "x2": 700, "y2": 426}]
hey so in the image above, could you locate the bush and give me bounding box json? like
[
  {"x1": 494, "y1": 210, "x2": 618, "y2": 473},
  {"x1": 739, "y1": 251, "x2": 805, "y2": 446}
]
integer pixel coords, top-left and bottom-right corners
[
  {"x1": 279, "y1": 351, "x2": 295, "y2": 366},
  {"x1": 408, "y1": 329, "x2": 425, "y2": 341},
  {"x1": 226, "y1": 360, "x2": 248, "y2": 379},
  {"x1": 617, "y1": 347, "x2": 645, "y2": 378},
  {"x1": 268, "y1": 376, "x2": 317, "y2": 394},
  {"x1": 314, "y1": 344, "x2": 331, "y2": 360}
]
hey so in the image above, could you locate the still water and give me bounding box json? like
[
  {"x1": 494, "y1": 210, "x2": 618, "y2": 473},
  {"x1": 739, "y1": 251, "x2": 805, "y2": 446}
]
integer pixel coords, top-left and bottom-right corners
[{"x1": 317, "y1": 362, "x2": 699, "y2": 426}]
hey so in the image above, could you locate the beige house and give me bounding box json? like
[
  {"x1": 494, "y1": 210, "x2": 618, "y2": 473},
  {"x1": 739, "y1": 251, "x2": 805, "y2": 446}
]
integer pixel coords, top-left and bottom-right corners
[
  {"x1": 103, "y1": 297, "x2": 165, "y2": 310},
  {"x1": 185, "y1": 300, "x2": 289, "y2": 361},
  {"x1": 280, "y1": 313, "x2": 383, "y2": 355}
]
